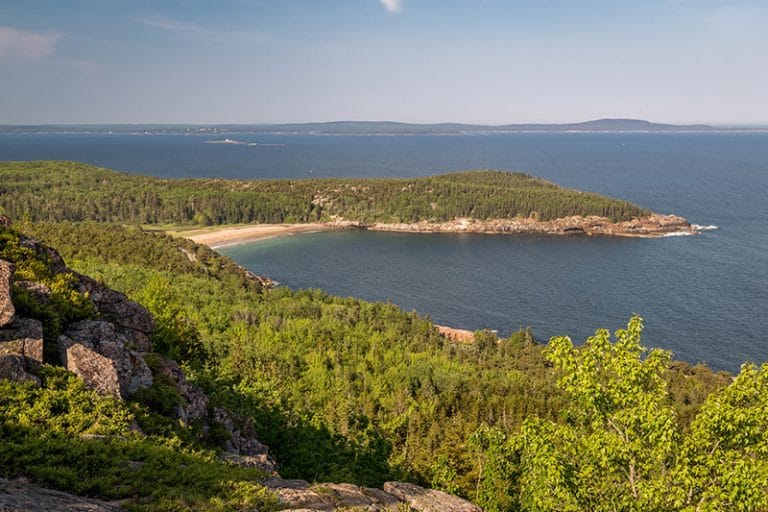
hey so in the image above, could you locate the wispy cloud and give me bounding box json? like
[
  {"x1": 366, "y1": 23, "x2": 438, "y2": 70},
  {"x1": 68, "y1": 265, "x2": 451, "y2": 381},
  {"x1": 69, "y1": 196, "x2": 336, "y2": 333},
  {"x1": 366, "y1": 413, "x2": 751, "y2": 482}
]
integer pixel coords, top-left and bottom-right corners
[
  {"x1": 380, "y1": 0, "x2": 405, "y2": 14},
  {"x1": 0, "y1": 26, "x2": 60, "y2": 61},
  {"x1": 136, "y1": 15, "x2": 270, "y2": 44},
  {"x1": 139, "y1": 16, "x2": 210, "y2": 35}
]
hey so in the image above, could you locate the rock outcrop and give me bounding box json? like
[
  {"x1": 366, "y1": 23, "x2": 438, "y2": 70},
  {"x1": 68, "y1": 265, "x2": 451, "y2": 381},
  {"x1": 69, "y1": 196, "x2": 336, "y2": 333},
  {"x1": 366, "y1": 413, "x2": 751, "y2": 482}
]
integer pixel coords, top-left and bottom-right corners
[
  {"x1": 0, "y1": 317, "x2": 44, "y2": 385},
  {"x1": 328, "y1": 213, "x2": 697, "y2": 238},
  {"x1": 58, "y1": 320, "x2": 153, "y2": 399},
  {"x1": 1, "y1": 259, "x2": 15, "y2": 326},
  {"x1": 0, "y1": 317, "x2": 44, "y2": 364},
  {"x1": 14, "y1": 280, "x2": 51, "y2": 304},
  {"x1": 384, "y1": 481, "x2": 483, "y2": 512},
  {"x1": 264, "y1": 478, "x2": 483, "y2": 512},
  {"x1": 18, "y1": 236, "x2": 68, "y2": 275},
  {"x1": 0, "y1": 354, "x2": 41, "y2": 386},
  {"x1": 0, "y1": 477, "x2": 125, "y2": 512},
  {"x1": 154, "y1": 356, "x2": 210, "y2": 422},
  {"x1": 76, "y1": 274, "x2": 155, "y2": 352},
  {"x1": 214, "y1": 406, "x2": 277, "y2": 474}
]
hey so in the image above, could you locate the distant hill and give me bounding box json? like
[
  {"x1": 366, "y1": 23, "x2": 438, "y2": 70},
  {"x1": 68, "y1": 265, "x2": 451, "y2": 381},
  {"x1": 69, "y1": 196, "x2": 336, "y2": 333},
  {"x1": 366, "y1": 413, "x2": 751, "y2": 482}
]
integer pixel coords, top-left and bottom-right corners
[
  {"x1": 269, "y1": 118, "x2": 717, "y2": 135},
  {"x1": 1, "y1": 118, "x2": 762, "y2": 135}
]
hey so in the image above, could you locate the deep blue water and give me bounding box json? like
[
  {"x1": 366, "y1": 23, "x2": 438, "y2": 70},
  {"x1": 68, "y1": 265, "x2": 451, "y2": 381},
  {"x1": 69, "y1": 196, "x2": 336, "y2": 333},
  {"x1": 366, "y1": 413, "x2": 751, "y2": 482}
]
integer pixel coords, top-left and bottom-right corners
[{"x1": 2, "y1": 132, "x2": 767, "y2": 371}]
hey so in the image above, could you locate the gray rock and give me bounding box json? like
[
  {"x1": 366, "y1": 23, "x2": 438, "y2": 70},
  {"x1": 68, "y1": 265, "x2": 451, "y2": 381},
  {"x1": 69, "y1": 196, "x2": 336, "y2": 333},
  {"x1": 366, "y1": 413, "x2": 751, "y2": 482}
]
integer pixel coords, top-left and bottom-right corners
[
  {"x1": 0, "y1": 259, "x2": 15, "y2": 327},
  {"x1": 213, "y1": 407, "x2": 270, "y2": 456},
  {"x1": 319, "y1": 483, "x2": 404, "y2": 511},
  {"x1": 14, "y1": 280, "x2": 51, "y2": 304},
  {"x1": 0, "y1": 477, "x2": 124, "y2": 511},
  {"x1": 265, "y1": 479, "x2": 405, "y2": 511},
  {"x1": 58, "y1": 320, "x2": 153, "y2": 399},
  {"x1": 19, "y1": 236, "x2": 68, "y2": 275},
  {"x1": 76, "y1": 274, "x2": 155, "y2": 352},
  {"x1": 384, "y1": 482, "x2": 483, "y2": 512},
  {"x1": 0, "y1": 317, "x2": 44, "y2": 368},
  {"x1": 220, "y1": 451, "x2": 278, "y2": 475},
  {"x1": 213, "y1": 406, "x2": 277, "y2": 474},
  {"x1": 265, "y1": 478, "x2": 336, "y2": 511},
  {"x1": 154, "y1": 357, "x2": 209, "y2": 422},
  {"x1": 0, "y1": 354, "x2": 41, "y2": 386}
]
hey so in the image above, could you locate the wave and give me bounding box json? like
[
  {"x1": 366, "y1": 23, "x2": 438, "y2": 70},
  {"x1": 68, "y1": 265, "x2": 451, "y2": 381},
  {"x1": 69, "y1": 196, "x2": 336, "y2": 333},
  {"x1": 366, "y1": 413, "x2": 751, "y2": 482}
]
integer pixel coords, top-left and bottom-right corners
[{"x1": 661, "y1": 231, "x2": 696, "y2": 237}]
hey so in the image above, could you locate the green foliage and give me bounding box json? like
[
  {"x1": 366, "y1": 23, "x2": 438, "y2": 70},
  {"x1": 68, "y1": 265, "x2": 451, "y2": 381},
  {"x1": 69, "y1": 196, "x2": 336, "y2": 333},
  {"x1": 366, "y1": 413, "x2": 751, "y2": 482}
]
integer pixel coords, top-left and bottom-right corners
[
  {"x1": 2, "y1": 222, "x2": 738, "y2": 511},
  {"x1": 469, "y1": 425, "x2": 518, "y2": 512},
  {"x1": 21, "y1": 221, "x2": 263, "y2": 293},
  {"x1": 0, "y1": 227, "x2": 51, "y2": 281},
  {"x1": 63, "y1": 237, "x2": 564, "y2": 493},
  {"x1": 0, "y1": 368, "x2": 276, "y2": 511},
  {"x1": 0, "y1": 161, "x2": 651, "y2": 225},
  {"x1": 0, "y1": 226, "x2": 96, "y2": 361},
  {"x1": 131, "y1": 354, "x2": 184, "y2": 419},
  {"x1": 515, "y1": 317, "x2": 679, "y2": 511},
  {"x1": 466, "y1": 318, "x2": 768, "y2": 511},
  {"x1": 675, "y1": 363, "x2": 768, "y2": 511},
  {"x1": 134, "y1": 276, "x2": 208, "y2": 367}
]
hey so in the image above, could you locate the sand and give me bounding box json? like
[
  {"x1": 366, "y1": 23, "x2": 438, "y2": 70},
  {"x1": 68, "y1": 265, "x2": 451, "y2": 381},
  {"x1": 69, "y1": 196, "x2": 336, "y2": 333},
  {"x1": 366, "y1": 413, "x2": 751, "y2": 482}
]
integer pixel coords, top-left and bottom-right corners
[{"x1": 184, "y1": 223, "x2": 333, "y2": 249}]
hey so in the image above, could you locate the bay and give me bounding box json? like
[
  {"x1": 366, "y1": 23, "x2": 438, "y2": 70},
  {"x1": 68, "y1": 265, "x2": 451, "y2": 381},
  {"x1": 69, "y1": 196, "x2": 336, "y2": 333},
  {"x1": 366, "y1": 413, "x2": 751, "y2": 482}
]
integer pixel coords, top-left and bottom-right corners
[{"x1": 2, "y1": 132, "x2": 767, "y2": 371}]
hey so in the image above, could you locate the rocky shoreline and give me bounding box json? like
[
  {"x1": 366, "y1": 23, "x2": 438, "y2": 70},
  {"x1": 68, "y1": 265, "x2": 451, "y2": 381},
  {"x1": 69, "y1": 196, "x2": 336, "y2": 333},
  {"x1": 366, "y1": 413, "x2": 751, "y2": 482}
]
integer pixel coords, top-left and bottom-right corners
[
  {"x1": 187, "y1": 213, "x2": 700, "y2": 250},
  {"x1": 328, "y1": 213, "x2": 699, "y2": 238}
]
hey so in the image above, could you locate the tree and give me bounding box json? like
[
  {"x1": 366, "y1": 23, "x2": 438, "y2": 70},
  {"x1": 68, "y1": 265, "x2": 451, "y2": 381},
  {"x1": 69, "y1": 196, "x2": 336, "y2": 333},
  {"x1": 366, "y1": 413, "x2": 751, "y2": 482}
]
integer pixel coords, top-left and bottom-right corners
[
  {"x1": 514, "y1": 316, "x2": 680, "y2": 511},
  {"x1": 675, "y1": 363, "x2": 768, "y2": 511}
]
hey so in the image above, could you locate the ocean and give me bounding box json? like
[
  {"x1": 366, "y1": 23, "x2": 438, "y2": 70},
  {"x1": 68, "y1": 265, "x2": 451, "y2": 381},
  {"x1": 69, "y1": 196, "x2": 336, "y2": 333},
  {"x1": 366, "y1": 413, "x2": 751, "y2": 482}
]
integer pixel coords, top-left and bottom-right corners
[{"x1": 2, "y1": 131, "x2": 766, "y2": 371}]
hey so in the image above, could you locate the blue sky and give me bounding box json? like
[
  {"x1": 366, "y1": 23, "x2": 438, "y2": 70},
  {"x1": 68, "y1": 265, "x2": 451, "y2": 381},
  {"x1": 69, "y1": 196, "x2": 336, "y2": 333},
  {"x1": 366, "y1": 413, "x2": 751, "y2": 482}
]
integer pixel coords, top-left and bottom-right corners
[{"x1": 1, "y1": 0, "x2": 766, "y2": 124}]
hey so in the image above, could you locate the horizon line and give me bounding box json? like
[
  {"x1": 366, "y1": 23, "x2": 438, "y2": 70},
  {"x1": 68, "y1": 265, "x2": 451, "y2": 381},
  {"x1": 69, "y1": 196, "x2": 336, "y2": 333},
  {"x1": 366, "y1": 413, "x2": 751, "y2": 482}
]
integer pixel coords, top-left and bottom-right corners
[{"x1": 2, "y1": 118, "x2": 768, "y2": 128}]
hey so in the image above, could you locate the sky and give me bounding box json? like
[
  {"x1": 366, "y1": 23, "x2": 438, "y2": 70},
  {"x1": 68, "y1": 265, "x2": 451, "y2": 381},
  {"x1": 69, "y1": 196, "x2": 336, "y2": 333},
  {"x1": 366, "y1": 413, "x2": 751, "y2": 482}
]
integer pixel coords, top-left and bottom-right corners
[{"x1": 0, "y1": 0, "x2": 766, "y2": 125}]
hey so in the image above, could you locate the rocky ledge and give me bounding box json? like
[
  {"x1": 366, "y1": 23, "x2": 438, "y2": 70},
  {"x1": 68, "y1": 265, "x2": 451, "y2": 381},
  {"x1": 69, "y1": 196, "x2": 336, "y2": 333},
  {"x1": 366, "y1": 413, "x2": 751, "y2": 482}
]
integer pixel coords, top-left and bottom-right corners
[
  {"x1": 0, "y1": 230, "x2": 279, "y2": 478},
  {"x1": 0, "y1": 478, "x2": 124, "y2": 512},
  {"x1": 265, "y1": 478, "x2": 482, "y2": 512},
  {"x1": 329, "y1": 213, "x2": 698, "y2": 238}
]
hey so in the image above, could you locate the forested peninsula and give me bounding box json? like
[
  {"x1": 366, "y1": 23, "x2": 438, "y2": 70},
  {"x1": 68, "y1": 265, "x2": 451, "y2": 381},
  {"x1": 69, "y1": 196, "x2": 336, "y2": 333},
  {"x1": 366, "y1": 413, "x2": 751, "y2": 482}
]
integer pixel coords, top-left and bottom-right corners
[{"x1": 0, "y1": 161, "x2": 696, "y2": 238}]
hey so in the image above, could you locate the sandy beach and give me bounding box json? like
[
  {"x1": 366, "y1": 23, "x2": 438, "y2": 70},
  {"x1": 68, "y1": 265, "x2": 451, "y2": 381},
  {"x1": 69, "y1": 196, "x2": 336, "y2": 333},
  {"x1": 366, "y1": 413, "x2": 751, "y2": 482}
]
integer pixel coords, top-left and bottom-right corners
[{"x1": 184, "y1": 223, "x2": 334, "y2": 249}]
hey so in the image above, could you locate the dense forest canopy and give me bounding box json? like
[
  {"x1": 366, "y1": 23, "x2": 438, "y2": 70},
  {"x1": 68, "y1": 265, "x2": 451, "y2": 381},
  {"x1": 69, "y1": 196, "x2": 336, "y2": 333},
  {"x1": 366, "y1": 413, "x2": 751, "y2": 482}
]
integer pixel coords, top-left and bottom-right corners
[{"x1": 0, "y1": 161, "x2": 651, "y2": 225}]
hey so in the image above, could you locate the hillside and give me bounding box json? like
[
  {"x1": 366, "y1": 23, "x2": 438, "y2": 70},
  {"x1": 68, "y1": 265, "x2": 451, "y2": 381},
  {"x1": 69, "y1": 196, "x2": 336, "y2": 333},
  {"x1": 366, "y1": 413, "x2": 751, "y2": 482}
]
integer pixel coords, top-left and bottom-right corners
[
  {"x1": 1, "y1": 220, "x2": 488, "y2": 511},
  {"x1": 5, "y1": 218, "x2": 763, "y2": 511},
  {"x1": 0, "y1": 161, "x2": 655, "y2": 226}
]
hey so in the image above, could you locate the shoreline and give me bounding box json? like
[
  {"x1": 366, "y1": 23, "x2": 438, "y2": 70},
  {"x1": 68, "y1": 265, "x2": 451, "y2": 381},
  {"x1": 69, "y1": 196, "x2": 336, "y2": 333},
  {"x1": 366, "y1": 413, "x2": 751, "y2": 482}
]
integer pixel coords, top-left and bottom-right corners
[
  {"x1": 183, "y1": 213, "x2": 702, "y2": 249},
  {"x1": 185, "y1": 223, "x2": 336, "y2": 249}
]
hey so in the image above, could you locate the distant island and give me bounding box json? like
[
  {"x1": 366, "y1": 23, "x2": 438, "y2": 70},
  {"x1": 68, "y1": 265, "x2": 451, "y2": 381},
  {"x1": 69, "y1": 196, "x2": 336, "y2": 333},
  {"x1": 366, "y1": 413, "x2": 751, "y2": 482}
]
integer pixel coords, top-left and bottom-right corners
[
  {"x1": 205, "y1": 138, "x2": 285, "y2": 147},
  {"x1": 0, "y1": 161, "x2": 701, "y2": 240},
  {"x1": 1, "y1": 118, "x2": 766, "y2": 135}
]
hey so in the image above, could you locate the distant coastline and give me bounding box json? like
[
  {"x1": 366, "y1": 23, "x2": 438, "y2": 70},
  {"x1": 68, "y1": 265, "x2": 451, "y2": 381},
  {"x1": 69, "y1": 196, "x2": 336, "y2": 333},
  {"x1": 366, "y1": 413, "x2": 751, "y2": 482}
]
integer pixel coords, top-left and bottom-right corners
[{"x1": 3, "y1": 118, "x2": 767, "y2": 136}]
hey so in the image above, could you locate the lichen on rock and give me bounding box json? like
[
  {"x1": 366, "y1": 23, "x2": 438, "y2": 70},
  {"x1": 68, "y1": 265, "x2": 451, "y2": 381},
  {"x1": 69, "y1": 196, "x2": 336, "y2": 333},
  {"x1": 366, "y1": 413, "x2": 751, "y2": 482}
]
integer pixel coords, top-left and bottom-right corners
[
  {"x1": 0, "y1": 259, "x2": 15, "y2": 327},
  {"x1": 58, "y1": 320, "x2": 153, "y2": 399}
]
